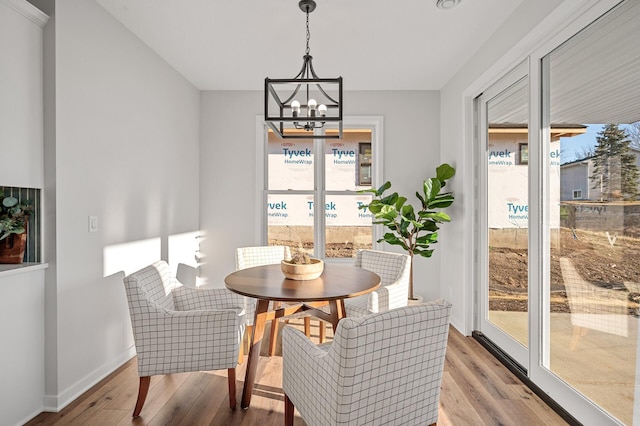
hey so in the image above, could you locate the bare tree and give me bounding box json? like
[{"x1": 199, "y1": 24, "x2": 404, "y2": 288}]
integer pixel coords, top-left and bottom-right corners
[{"x1": 574, "y1": 145, "x2": 595, "y2": 161}]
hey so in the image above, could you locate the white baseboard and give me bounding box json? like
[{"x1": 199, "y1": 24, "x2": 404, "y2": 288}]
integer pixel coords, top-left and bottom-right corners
[{"x1": 42, "y1": 346, "x2": 136, "y2": 412}]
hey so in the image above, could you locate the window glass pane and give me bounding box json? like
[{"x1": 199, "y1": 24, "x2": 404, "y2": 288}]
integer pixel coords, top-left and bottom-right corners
[
  {"x1": 547, "y1": 1, "x2": 640, "y2": 422},
  {"x1": 486, "y1": 77, "x2": 529, "y2": 348},
  {"x1": 267, "y1": 193, "x2": 314, "y2": 255},
  {"x1": 268, "y1": 132, "x2": 313, "y2": 190},
  {"x1": 324, "y1": 194, "x2": 373, "y2": 258},
  {"x1": 325, "y1": 130, "x2": 372, "y2": 191}
]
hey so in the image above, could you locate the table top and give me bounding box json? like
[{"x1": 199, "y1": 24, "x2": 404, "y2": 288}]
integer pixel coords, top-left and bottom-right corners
[{"x1": 225, "y1": 263, "x2": 381, "y2": 302}]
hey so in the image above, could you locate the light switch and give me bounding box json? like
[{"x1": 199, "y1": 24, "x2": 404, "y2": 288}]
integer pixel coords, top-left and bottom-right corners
[{"x1": 89, "y1": 216, "x2": 98, "y2": 233}]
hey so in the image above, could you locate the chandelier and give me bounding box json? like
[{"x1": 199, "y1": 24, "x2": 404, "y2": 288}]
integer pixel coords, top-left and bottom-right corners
[{"x1": 265, "y1": 0, "x2": 343, "y2": 139}]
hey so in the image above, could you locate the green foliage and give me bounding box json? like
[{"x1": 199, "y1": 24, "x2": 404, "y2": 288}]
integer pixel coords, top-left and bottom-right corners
[
  {"x1": 0, "y1": 190, "x2": 33, "y2": 241},
  {"x1": 358, "y1": 163, "x2": 456, "y2": 259},
  {"x1": 589, "y1": 124, "x2": 640, "y2": 200}
]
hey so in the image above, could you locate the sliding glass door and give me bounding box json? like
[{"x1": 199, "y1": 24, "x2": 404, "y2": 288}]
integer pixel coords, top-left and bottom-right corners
[
  {"x1": 476, "y1": 1, "x2": 640, "y2": 423},
  {"x1": 477, "y1": 62, "x2": 530, "y2": 369},
  {"x1": 542, "y1": 1, "x2": 640, "y2": 423}
]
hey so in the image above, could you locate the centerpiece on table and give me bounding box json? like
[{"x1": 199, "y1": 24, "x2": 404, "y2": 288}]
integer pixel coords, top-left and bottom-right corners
[
  {"x1": 281, "y1": 251, "x2": 324, "y2": 280},
  {"x1": 0, "y1": 191, "x2": 33, "y2": 264}
]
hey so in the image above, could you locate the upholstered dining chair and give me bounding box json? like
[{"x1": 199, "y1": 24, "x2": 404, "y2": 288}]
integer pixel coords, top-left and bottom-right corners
[
  {"x1": 345, "y1": 249, "x2": 412, "y2": 317},
  {"x1": 236, "y1": 245, "x2": 319, "y2": 356},
  {"x1": 123, "y1": 261, "x2": 246, "y2": 417},
  {"x1": 282, "y1": 300, "x2": 452, "y2": 426}
]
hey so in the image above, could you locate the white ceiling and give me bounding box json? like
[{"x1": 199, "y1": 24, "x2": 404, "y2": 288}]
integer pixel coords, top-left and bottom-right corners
[{"x1": 95, "y1": 0, "x2": 523, "y2": 91}]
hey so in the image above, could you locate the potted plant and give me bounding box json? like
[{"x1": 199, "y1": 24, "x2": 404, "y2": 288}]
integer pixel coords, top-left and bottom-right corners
[
  {"x1": 0, "y1": 190, "x2": 33, "y2": 264},
  {"x1": 358, "y1": 163, "x2": 455, "y2": 301}
]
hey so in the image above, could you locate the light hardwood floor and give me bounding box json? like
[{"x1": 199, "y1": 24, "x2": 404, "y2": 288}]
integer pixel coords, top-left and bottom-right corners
[{"x1": 26, "y1": 320, "x2": 569, "y2": 426}]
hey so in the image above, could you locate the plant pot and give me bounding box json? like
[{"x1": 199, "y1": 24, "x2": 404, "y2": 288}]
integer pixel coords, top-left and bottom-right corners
[
  {"x1": 0, "y1": 232, "x2": 27, "y2": 264},
  {"x1": 407, "y1": 295, "x2": 424, "y2": 306},
  {"x1": 281, "y1": 259, "x2": 324, "y2": 280}
]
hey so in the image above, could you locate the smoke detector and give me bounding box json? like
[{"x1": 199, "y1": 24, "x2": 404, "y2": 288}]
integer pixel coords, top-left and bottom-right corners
[{"x1": 436, "y1": 0, "x2": 461, "y2": 9}]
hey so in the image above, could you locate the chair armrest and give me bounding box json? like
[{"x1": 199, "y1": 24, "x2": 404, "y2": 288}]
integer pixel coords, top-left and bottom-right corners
[
  {"x1": 282, "y1": 326, "x2": 336, "y2": 423},
  {"x1": 369, "y1": 279, "x2": 408, "y2": 312},
  {"x1": 173, "y1": 286, "x2": 246, "y2": 312},
  {"x1": 133, "y1": 305, "x2": 245, "y2": 376}
]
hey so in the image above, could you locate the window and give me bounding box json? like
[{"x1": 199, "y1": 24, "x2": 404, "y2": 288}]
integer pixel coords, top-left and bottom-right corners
[
  {"x1": 572, "y1": 189, "x2": 582, "y2": 199},
  {"x1": 258, "y1": 117, "x2": 383, "y2": 259},
  {"x1": 357, "y1": 142, "x2": 372, "y2": 186},
  {"x1": 518, "y1": 143, "x2": 529, "y2": 165}
]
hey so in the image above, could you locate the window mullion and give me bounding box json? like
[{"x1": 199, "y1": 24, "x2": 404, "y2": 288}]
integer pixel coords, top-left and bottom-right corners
[{"x1": 314, "y1": 130, "x2": 325, "y2": 258}]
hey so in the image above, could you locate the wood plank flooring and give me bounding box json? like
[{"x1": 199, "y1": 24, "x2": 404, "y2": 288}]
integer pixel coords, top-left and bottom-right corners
[{"x1": 26, "y1": 320, "x2": 569, "y2": 426}]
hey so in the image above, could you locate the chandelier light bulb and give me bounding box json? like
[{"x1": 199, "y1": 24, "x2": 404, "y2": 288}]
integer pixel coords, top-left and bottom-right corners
[
  {"x1": 307, "y1": 98, "x2": 317, "y2": 117},
  {"x1": 291, "y1": 100, "x2": 301, "y2": 117},
  {"x1": 318, "y1": 104, "x2": 327, "y2": 117}
]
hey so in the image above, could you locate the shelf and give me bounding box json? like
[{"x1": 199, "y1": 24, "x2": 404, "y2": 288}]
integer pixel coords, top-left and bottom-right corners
[{"x1": 0, "y1": 262, "x2": 48, "y2": 278}]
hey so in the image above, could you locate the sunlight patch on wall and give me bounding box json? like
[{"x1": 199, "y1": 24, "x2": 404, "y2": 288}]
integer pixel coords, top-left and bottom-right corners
[{"x1": 103, "y1": 238, "x2": 161, "y2": 277}]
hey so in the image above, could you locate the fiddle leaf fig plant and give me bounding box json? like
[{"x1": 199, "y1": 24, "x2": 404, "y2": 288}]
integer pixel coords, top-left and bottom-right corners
[
  {"x1": 0, "y1": 191, "x2": 33, "y2": 241},
  {"x1": 358, "y1": 163, "x2": 455, "y2": 300}
]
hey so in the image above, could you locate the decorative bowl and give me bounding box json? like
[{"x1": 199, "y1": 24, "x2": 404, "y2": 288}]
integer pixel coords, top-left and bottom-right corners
[{"x1": 280, "y1": 258, "x2": 324, "y2": 280}]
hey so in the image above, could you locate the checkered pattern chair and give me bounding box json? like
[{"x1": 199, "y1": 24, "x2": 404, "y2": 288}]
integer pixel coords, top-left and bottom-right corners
[
  {"x1": 345, "y1": 249, "x2": 412, "y2": 317},
  {"x1": 282, "y1": 300, "x2": 452, "y2": 426},
  {"x1": 123, "y1": 261, "x2": 246, "y2": 418},
  {"x1": 236, "y1": 246, "x2": 319, "y2": 355}
]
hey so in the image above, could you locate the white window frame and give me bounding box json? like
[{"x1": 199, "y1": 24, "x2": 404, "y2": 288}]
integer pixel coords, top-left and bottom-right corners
[{"x1": 255, "y1": 116, "x2": 384, "y2": 260}]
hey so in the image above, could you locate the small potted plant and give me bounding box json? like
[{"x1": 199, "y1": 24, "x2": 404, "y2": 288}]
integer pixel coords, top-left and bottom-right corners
[
  {"x1": 0, "y1": 190, "x2": 33, "y2": 264},
  {"x1": 281, "y1": 250, "x2": 324, "y2": 280}
]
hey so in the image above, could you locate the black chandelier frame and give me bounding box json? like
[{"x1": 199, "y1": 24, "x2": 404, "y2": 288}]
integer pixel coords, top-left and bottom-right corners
[{"x1": 264, "y1": 0, "x2": 343, "y2": 139}]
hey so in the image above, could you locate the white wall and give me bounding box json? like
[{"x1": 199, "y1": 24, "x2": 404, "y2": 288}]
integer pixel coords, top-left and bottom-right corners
[
  {"x1": 0, "y1": 0, "x2": 47, "y2": 188},
  {"x1": 439, "y1": 0, "x2": 565, "y2": 333},
  {"x1": 43, "y1": 0, "x2": 200, "y2": 410},
  {"x1": 199, "y1": 90, "x2": 444, "y2": 301}
]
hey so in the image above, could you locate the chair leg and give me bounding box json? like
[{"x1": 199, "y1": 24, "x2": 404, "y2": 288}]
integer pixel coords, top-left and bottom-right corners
[
  {"x1": 132, "y1": 376, "x2": 150, "y2": 418},
  {"x1": 319, "y1": 320, "x2": 326, "y2": 343},
  {"x1": 304, "y1": 317, "x2": 311, "y2": 337},
  {"x1": 238, "y1": 339, "x2": 244, "y2": 365},
  {"x1": 228, "y1": 368, "x2": 237, "y2": 409},
  {"x1": 269, "y1": 317, "x2": 279, "y2": 356},
  {"x1": 244, "y1": 325, "x2": 253, "y2": 353},
  {"x1": 284, "y1": 393, "x2": 294, "y2": 426}
]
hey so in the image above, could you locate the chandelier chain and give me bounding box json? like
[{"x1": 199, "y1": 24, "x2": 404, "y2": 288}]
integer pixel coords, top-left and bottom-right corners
[{"x1": 305, "y1": 10, "x2": 310, "y2": 56}]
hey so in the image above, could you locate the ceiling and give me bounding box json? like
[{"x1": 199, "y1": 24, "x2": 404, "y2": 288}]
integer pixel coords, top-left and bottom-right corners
[{"x1": 95, "y1": 0, "x2": 523, "y2": 91}]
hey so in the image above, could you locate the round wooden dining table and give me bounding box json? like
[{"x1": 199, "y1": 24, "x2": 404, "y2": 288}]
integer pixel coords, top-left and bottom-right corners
[{"x1": 225, "y1": 263, "x2": 381, "y2": 409}]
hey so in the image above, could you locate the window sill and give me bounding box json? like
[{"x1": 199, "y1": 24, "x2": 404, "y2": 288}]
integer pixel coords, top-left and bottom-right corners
[{"x1": 0, "y1": 262, "x2": 48, "y2": 278}]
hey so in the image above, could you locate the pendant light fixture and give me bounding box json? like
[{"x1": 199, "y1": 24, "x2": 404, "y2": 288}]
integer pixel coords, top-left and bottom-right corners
[{"x1": 265, "y1": 0, "x2": 343, "y2": 139}]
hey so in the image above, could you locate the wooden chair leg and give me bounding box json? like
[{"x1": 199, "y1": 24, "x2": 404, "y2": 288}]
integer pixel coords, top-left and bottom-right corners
[
  {"x1": 319, "y1": 320, "x2": 326, "y2": 343},
  {"x1": 238, "y1": 338, "x2": 244, "y2": 365},
  {"x1": 304, "y1": 317, "x2": 311, "y2": 337},
  {"x1": 228, "y1": 368, "x2": 237, "y2": 409},
  {"x1": 132, "y1": 376, "x2": 150, "y2": 418},
  {"x1": 269, "y1": 318, "x2": 279, "y2": 356},
  {"x1": 268, "y1": 302, "x2": 282, "y2": 356},
  {"x1": 284, "y1": 393, "x2": 295, "y2": 426},
  {"x1": 244, "y1": 325, "x2": 253, "y2": 354}
]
